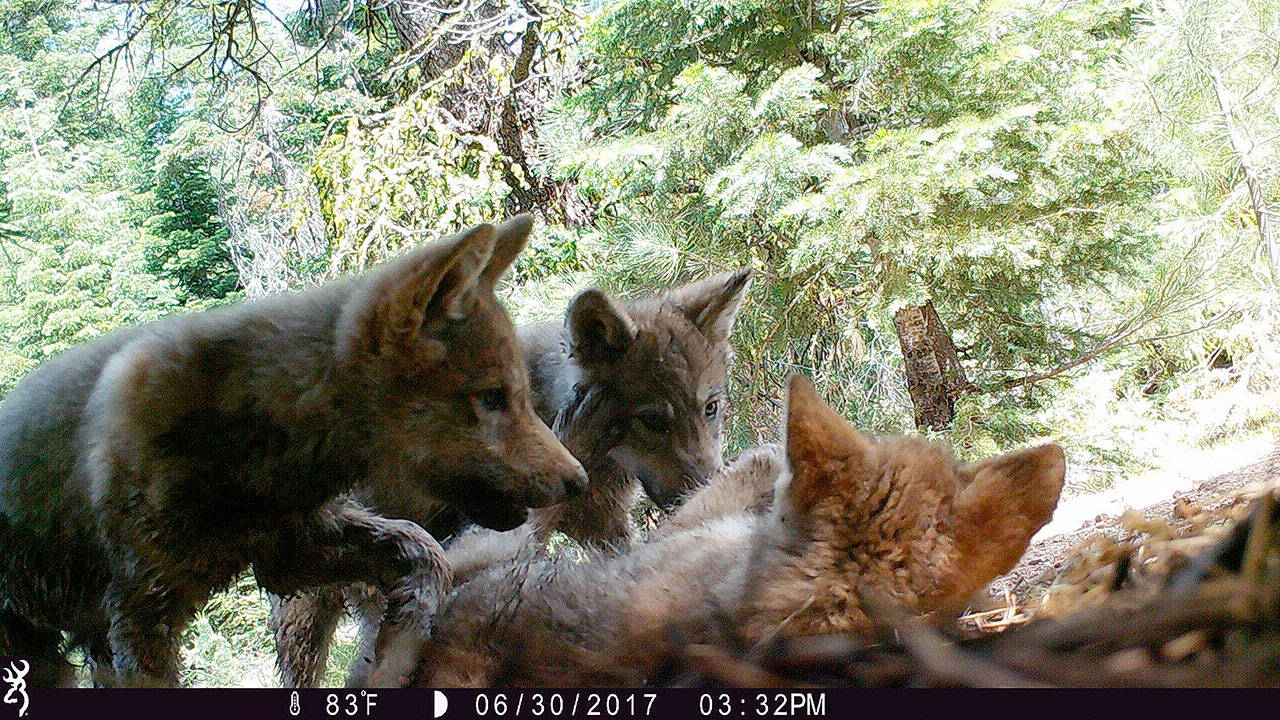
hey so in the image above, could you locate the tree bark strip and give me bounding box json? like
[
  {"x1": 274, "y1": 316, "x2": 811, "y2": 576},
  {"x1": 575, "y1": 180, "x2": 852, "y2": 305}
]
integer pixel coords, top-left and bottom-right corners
[
  {"x1": 497, "y1": 16, "x2": 550, "y2": 216},
  {"x1": 893, "y1": 301, "x2": 971, "y2": 431}
]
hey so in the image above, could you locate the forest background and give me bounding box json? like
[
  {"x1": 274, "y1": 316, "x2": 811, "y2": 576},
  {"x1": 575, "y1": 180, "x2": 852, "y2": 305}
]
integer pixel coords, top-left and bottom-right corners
[{"x1": 1, "y1": 0, "x2": 1277, "y2": 684}]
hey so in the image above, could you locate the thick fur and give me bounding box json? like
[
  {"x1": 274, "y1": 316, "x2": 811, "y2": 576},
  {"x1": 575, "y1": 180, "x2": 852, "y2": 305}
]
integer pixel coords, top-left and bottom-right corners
[
  {"x1": 406, "y1": 376, "x2": 1066, "y2": 687},
  {"x1": 524, "y1": 267, "x2": 752, "y2": 546},
  {"x1": 0, "y1": 216, "x2": 586, "y2": 687},
  {"x1": 273, "y1": 267, "x2": 753, "y2": 686}
]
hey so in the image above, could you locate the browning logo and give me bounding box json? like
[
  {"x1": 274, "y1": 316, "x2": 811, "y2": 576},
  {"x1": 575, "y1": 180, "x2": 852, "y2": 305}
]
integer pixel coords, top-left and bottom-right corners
[{"x1": 1, "y1": 660, "x2": 28, "y2": 717}]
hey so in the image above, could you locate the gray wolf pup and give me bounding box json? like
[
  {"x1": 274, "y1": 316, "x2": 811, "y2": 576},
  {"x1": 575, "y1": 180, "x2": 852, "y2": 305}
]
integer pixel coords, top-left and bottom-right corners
[{"x1": 0, "y1": 216, "x2": 586, "y2": 686}]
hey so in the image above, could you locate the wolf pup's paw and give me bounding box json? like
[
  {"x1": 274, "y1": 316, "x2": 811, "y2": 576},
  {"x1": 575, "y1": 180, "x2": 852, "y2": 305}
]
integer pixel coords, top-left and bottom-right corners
[
  {"x1": 724, "y1": 443, "x2": 785, "y2": 506},
  {"x1": 355, "y1": 628, "x2": 426, "y2": 688}
]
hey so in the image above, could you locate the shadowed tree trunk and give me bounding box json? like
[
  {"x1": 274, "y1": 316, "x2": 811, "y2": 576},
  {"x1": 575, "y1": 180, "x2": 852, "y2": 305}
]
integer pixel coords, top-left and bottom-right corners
[
  {"x1": 894, "y1": 301, "x2": 971, "y2": 431},
  {"x1": 383, "y1": 0, "x2": 592, "y2": 226},
  {"x1": 384, "y1": 0, "x2": 469, "y2": 85},
  {"x1": 497, "y1": 16, "x2": 553, "y2": 216}
]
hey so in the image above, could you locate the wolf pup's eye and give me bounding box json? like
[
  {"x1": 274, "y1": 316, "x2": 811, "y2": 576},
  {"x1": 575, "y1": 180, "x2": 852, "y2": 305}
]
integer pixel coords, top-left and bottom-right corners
[
  {"x1": 475, "y1": 387, "x2": 509, "y2": 412},
  {"x1": 704, "y1": 399, "x2": 719, "y2": 420},
  {"x1": 635, "y1": 410, "x2": 670, "y2": 435}
]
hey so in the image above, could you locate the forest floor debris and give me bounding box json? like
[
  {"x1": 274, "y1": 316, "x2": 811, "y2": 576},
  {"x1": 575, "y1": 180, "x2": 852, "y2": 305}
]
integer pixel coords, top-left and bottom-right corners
[{"x1": 996, "y1": 442, "x2": 1280, "y2": 618}]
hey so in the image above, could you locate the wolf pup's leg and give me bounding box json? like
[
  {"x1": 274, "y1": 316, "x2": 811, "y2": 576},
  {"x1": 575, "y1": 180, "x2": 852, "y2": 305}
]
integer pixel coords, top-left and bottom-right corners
[
  {"x1": 530, "y1": 382, "x2": 636, "y2": 552},
  {"x1": 340, "y1": 583, "x2": 387, "y2": 688},
  {"x1": 531, "y1": 462, "x2": 637, "y2": 552},
  {"x1": 270, "y1": 587, "x2": 345, "y2": 688},
  {"x1": 254, "y1": 499, "x2": 452, "y2": 689},
  {"x1": 96, "y1": 507, "x2": 224, "y2": 686},
  {"x1": 85, "y1": 638, "x2": 117, "y2": 688},
  {"x1": 0, "y1": 609, "x2": 77, "y2": 687},
  {"x1": 103, "y1": 575, "x2": 188, "y2": 686},
  {"x1": 444, "y1": 523, "x2": 539, "y2": 585}
]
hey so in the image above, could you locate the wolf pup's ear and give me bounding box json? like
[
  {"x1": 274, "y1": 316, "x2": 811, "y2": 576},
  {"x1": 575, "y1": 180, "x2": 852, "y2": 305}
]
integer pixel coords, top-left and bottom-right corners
[
  {"x1": 481, "y1": 213, "x2": 534, "y2": 288},
  {"x1": 951, "y1": 444, "x2": 1065, "y2": 589},
  {"x1": 339, "y1": 222, "x2": 497, "y2": 360},
  {"x1": 666, "y1": 267, "x2": 753, "y2": 342},
  {"x1": 783, "y1": 375, "x2": 875, "y2": 514},
  {"x1": 568, "y1": 288, "x2": 636, "y2": 366},
  {"x1": 402, "y1": 222, "x2": 497, "y2": 324}
]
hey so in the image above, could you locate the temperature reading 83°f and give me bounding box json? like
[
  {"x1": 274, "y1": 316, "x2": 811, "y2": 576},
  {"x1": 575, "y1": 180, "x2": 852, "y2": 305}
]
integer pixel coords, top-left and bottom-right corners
[{"x1": 325, "y1": 691, "x2": 379, "y2": 717}]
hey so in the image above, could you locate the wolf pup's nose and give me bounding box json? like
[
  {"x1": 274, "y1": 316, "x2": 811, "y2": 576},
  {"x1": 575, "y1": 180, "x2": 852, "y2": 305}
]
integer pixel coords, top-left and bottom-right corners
[{"x1": 564, "y1": 466, "x2": 589, "y2": 499}]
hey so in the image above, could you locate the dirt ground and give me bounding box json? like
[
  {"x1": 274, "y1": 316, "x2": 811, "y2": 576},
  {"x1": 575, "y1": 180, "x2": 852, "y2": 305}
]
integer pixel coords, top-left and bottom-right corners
[{"x1": 991, "y1": 442, "x2": 1280, "y2": 606}]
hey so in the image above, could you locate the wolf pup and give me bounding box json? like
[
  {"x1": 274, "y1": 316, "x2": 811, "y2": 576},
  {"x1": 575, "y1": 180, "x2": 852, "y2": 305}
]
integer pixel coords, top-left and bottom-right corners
[
  {"x1": 522, "y1": 266, "x2": 753, "y2": 547},
  {"x1": 405, "y1": 376, "x2": 1065, "y2": 687},
  {"x1": 272, "y1": 267, "x2": 753, "y2": 686},
  {"x1": 0, "y1": 216, "x2": 586, "y2": 687}
]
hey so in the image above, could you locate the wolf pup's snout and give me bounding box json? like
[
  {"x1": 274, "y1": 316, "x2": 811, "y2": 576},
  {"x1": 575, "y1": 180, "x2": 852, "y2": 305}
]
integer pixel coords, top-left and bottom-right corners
[
  {"x1": 563, "y1": 465, "x2": 589, "y2": 498},
  {"x1": 535, "y1": 430, "x2": 588, "y2": 504},
  {"x1": 491, "y1": 377, "x2": 591, "y2": 511},
  {"x1": 640, "y1": 468, "x2": 704, "y2": 511}
]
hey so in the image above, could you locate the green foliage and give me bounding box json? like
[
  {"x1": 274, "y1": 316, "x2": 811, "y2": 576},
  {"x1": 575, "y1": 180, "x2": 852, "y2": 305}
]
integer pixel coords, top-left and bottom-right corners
[
  {"x1": 0, "y1": 0, "x2": 75, "y2": 60},
  {"x1": 1119, "y1": 0, "x2": 1280, "y2": 236},
  {"x1": 0, "y1": 27, "x2": 183, "y2": 394},
  {"x1": 144, "y1": 152, "x2": 239, "y2": 302},
  {"x1": 311, "y1": 93, "x2": 512, "y2": 274},
  {"x1": 577, "y1": 0, "x2": 842, "y2": 127},
  {"x1": 0, "y1": 0, "x2": 120, "y2": 143},
  {"x1": 0, "y1": 148, "x2": 182, "y2": 384},
  {"x1": 180, "y1": 574, "x2": 276, "y2": 687},
  {"x1": 547, "y1": 0, "x2": 1177, "y2": 446}
]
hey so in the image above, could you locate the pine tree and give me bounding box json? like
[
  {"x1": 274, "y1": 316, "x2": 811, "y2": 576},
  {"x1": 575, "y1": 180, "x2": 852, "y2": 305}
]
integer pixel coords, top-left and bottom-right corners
[{"x1": 549, "y1": 0, "x2": 1174, "y2": 439}]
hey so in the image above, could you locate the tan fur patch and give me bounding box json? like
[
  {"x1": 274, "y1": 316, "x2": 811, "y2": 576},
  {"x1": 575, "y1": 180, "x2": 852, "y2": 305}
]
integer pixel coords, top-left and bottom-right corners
[{"x1": 409, "y1": 375, "x2": 1065, "y2": 687}]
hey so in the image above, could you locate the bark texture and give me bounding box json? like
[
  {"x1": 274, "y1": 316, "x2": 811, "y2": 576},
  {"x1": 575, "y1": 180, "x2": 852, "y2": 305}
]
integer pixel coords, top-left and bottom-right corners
[{"x1": 893, "y1": 301, "x2": 970, "y2": 431}]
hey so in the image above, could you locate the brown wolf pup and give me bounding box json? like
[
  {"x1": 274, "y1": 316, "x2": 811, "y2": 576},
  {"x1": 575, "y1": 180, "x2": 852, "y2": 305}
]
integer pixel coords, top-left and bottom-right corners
[
  {"x1": 273, "y1": 267, "x2": 753, "y2": 686},
  {"x1": 405, "y1": 375, "x2": 1065, "y2": 687},
  {"x1": 0, "y1": 216, "x2": 586, "y2": 687}
]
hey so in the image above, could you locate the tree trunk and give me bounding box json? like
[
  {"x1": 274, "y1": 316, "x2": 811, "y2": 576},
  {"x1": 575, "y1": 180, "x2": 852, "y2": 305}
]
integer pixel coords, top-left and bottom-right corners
[
  {"x1": 496, "y1": 18, "x2": 550, "y2": 216},
  {"x1": 893, "y1": 301, "x2": 971, "y2": 431},
  {"x1": 383, "y1": 0, "x2": 469, "y2": 85},
  {"x1": 382, "y1": 0, "x2": 592, "y2": 226}
]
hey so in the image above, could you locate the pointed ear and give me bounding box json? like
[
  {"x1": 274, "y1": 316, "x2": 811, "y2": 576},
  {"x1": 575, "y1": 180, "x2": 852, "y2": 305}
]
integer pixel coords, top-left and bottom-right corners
[
  {"x1": 408, "y1": 222, "x2": 498, "y2": 323},
  {"x1": 665, "y1": 267, "x2": 753, "y2": 341},
  {"x1": 345, "y1": 222, "x2": 497, "y2": 358},
  {"x1": 568, "y1": 288, "x2": 636, "y2": 367},
  {"x1": 480, "y1": 213, "x2": 534, "y2": 288},
  {"x1": 951, "y1": 444, "x2": 1065, "y2": 586},
  {"x1": 784, "y1": 375, "x2": 874, "y2": 514}
]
